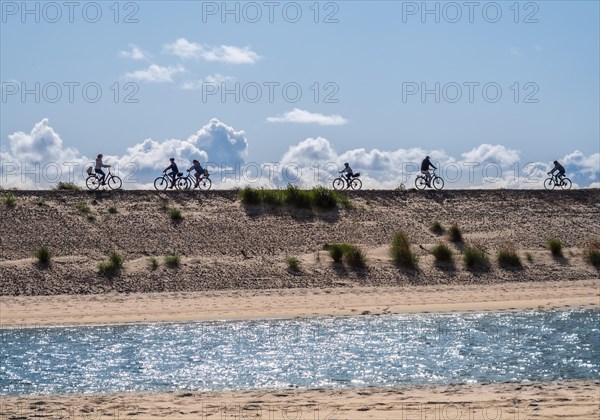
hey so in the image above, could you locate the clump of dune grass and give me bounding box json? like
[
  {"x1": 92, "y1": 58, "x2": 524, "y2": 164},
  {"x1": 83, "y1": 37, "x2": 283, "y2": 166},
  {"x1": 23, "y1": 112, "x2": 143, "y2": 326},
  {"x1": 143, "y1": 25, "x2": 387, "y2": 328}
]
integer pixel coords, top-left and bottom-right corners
[
  {"x1": 390, "y1": 231, "x2": 418, "y2": 269},
  {"x1": 497, "y1": 243, "x2": 522, "y2": 269},
  {"x1": 157, "y1": 198, "x2": 169, "y2": 211},
  {"x1": 36, "y1": 198, "x2": 47, "y2": 206},
  {"x1": 74, "y1": 202, "x2": 90, "y2": 213},
  {"x1": 583, "y1": 238, "x2": 600, "y2": 268},
  {"x1": 430, "y1": 220, "x2": 445, "y2": 235},
  {"x1": 2, "y1": 193, "x2": 16, "y2": 208},
  {"x1": 525, "y1": 252, "x2": 533, "y2": 263},
  {"x1": 55, "y1": 182, "x2": 81, "y2": 191},
  {"x1": 325, "y1": 243, "x2": 352, "y2": 263},
  {"x1": 239, "y1": 185, "x2": 350, "y2": 210},
  {"x1": 87, "y1": 214, "x2": 96, "y2": 222},
  {"x1": 164, "y1": 253, "x2": 181, "y2": 268},
  {"x1": 108, "y1": 205, "x2": 118, "y2": 214},
  {"x1": 546, "y1": 238, "x2": 563, "y2": 257},
  {"x1": 149, "y1": 257, "x2": 159, "y2": 270},
  {"x1": 430, "y1": 242, "x2": 453, "y2": 262},
  {"x1": 344, "y1": 245, "x2": 367, "y2": 269},
  {"x1": 169, "y1": 207, "x2": 183, "y2": 221},
  {"x1": 34, "y1": 246, "x2": 52, "y2": 267},
  {"x1": 463, "y1": 246, "x2": 489, "y2": 270},
  {"x1": 447, "y1": 224, "x2": 463, "y2": 243},
  {"x1": 286, "y1": 256, "x2": 300, "y2": 272},
  {"x1": 98, "y1": 251, "x2": 124, "y2": 276}
]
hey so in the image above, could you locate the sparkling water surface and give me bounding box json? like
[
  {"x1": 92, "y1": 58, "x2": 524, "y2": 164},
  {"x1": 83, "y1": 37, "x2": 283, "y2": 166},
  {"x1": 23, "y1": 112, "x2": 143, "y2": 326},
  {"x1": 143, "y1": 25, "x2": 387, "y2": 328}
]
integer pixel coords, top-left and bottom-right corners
[{"x1": 1, "y1": 309, "x2": 598, "y2": 395}]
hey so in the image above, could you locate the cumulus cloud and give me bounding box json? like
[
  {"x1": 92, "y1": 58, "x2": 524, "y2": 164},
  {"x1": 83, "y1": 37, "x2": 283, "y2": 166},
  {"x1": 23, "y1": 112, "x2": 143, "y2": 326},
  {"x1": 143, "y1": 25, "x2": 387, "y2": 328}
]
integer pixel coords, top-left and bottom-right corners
[
  {"x1": 461, "y1": 144, "x2": 520, "y2": 167},
  {"x1": 561, "y1": 150, "x2": 600, "y2": 179},
  {"x1": 267, "y1": 109, "x2": 349, "y2": 126},
  {"x1": 118, "y1": 44, "x2": 150, "y2": 61},
  {"x1": 182, "y1": 74, "x2": 234, "y2": 90},
  {"x1": 124, "y1": 64, "x2": 186, "y2": 83},
  {"x1": 163, "y1": 38, "x2": 260, "y2": 64}
]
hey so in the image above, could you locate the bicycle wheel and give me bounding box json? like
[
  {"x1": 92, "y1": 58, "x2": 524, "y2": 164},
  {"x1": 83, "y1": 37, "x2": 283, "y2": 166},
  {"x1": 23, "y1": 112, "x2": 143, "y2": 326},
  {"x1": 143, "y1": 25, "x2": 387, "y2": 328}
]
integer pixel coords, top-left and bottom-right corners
[
  {"x1": 108, "y1": 176, "x2": 122, "y2": 190},
  {"x1": 561, "y1": 177, "x2": 572, "y2": 190},
  {"x1": 154, "y1": 176, "x2": 168, "y2": 190},
  {"x1": 198, "y1": 177, "x2": 212, "y2": 191},
  {"x1": 175, "y1": 177, "x2": 189, "y2": 190},
  {"x1": 86, "y1": 175, "x2": 100, "y2": 190},
  {"x1": 332, "y1": 178, "x2": 345, "y2": 190},
  {"x1": 350, "y1": 178, "x2": 362, "y2": 190},
  {"x1": 543, "y1": 178, "x2": 555, "y2": 190},
  {"x1": 432, "y1": 176, "x2": 444, "y2": 190},
  {"x1": 415, "y1": 176, "x2": 427, "y2": 190}
]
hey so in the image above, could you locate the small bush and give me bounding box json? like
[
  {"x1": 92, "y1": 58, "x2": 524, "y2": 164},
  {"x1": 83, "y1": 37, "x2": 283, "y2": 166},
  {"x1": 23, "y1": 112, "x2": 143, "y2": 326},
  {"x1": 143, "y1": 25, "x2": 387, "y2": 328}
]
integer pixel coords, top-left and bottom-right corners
[
  {"x1": 261, "y1": 190, "x2": 284, "y2": 206},
  {"x1": 55, "y1": 182, "x2": 81, "y2": 191},
  {"x1": 286, "y1": 256, "x2": 300, "y2": 271},
  {"x1": 75, "y1": 202, "x2": 91, "y2": 213},
  {"x1": 431, "y1": 242, "x2": 453, "y2": 262},
  {"x1": 325, "y1": 243, "x2": 351, "y2": 263},
  {"x1": 390, "y1": 231, "x2": 418, "y2": 269},
  {"x1": 239, "y1": 186, "x2": 262, "y2": 205},
  {"x1": 525, "y1": 252, "x2": 533, "y2": 262},
  {"x1": 547, "y1": 238, "x2": 563, "y2": 257},
  {"x1": 34, "y1": 246, "x2": 52, "y2": 266},
  {"x1": 98, "y1": 251, "x2": 124, "y2": 275},
  {"x1": 448, "y1": 224, "x2": 463, "y2": 243},
  {"x1": 497, "y1": 244, "x2": 522, "y2": 269},
  {"x1": 2, "y1": 193, "x2": 16, "y2": 208},
  {"x1": 583, "y1": 239, "x2": 600, "y2": 268},
  {"x1": 169, "y1": 207, "x2": 183, "y2": 221},
  {"x1": 87, "y1": 214, "x2": 96, "y2": 222},
  {"x1": 430, "y1": 220, "x2": 445, "y2": 235},
  {"x1": 463, "y1": 246, "x2": 489, "y2": 270},
  {"x1": 311, "y1": 186, "x2": 338, "y2": 210},
  {"x1": 36, "y1": 198, "x2": 47, "y2": 206},
  {"x1": 164, "y1": 253, "x2": 181, "y2": 268},
  {"x1": 344, "y1": 245, "x2": 367, "y2": 269},
  {"x1": 108, "y1": 206, "x2": 118, "y2": 214},
  {"x1": 285, "y1": 184, "x2": 312, "y2": 208},
  {"x1": 149, "y1": 257, "x2": 159, "y2": 270},
  {"x1": 158, "y1": 198, "x2": 169, "y2": 211}
]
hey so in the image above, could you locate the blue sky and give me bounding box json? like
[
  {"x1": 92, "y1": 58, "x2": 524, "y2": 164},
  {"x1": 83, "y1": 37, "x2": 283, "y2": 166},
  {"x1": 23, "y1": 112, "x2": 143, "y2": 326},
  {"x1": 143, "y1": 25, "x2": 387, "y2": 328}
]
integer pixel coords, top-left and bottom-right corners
[{"x1": 1, "y1": 1, "x2": 599, "y2": 188}]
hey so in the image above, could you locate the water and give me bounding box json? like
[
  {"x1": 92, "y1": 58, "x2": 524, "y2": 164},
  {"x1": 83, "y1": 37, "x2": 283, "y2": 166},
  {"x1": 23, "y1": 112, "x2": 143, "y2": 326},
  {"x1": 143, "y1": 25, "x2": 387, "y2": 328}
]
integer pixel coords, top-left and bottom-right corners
[{"x1": 1, "y1": 309, "x2": 598, "y2": 395}]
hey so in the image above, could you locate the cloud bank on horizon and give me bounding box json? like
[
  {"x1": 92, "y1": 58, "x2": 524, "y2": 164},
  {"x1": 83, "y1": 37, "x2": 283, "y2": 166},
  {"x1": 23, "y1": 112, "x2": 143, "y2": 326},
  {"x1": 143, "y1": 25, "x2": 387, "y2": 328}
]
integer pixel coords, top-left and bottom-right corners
[{"x1": 1, "y1": 119, "x2": 598, "y2": 190}]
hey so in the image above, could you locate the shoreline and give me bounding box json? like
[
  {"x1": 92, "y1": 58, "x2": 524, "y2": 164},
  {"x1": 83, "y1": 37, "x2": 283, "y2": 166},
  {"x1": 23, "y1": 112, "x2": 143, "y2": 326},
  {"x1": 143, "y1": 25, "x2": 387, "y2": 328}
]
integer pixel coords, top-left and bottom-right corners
[
  {"x1": 1, "y1": 380, "x2": 598, "y2": 419},
  {"x1": 2, "y1": 279, "x2": 598, "y2": 327}
]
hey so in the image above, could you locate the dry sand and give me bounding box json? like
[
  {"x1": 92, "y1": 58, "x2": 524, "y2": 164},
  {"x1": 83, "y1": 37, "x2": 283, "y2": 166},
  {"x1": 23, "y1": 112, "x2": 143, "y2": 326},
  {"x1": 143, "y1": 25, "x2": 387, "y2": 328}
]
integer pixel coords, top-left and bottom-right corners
[{"x1": 1, "y1": 380, "x2": 598, "y2": 419}]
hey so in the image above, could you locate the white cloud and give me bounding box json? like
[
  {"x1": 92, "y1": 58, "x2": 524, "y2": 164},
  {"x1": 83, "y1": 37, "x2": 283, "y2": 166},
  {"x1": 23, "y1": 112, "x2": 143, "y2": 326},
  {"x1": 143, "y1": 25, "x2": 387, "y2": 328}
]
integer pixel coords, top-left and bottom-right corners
[
  {"x1": 561, "y1": 150, "x2": 600, "y2": 179},
  {"x1": 461, "y1": 144, "x2": 520, "y2": 167},
  {"x1": 124, "y1": 64, "x2": 186, "y2": 83},
  {"x1": 267, "y1": 109, "x2": 349, "y2": 126},
  {"x1": 118, "y1": 44, "x2": 150, "y2": 61},
  {"x1": 509, "y1": 47, "x2": 520, "y2": 56},
  {"x1": 182, "y1": 74, "x2": 234, "y2": 90},
  {"x1": 164, "y1": 38, "x2": 260, "y2": 64}
]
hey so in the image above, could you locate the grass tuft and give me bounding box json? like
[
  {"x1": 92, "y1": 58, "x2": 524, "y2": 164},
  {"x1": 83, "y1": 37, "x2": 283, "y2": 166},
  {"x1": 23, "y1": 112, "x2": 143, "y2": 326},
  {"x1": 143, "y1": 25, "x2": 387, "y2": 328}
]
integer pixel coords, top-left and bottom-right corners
[
  {"x1": 286, "y1": 256, "x2": 300, "y2": 271},
  {"x1": 546, "y1": 238, "x2": 563, "y2": 257},
  {"x1": 583, "y1": 238, "x2": 600, "y2": 268},
  {"x1": 164, "y1": 253, "x2": 181, "y2": 268},
  {"x1": 525, "y1": 252, "x2": 533, "y2": 263},
  {"x1": 239, "y1": 185, "x2": 350, "y2": 210},
  {"x1": 149, "y1": 257, "x2": 159, "y2": 270},
  {"x1": 55, "y1": 182, "x2": 81, "y2": 191},
  {"x1": 344, "y1": 245, "x2": 367, "y2": 269},
  {"x1": 325, "y1": 243, "x2": 352, "y2": 263},
  {"x1": 447, "y1": 224, "x2": 463, "y2": 243},
  {"x1": 97, "y1": 251, "x2": 124, "y2": 276},
  {"x1": 169, "y1": 207, "x2": 183, "y2": 221},
  {"x1": 34, "y1": 246, "x2": 52, "y2": 266},
  {"x1": 108, "y1": 205, "x2": 118, "y2": 214},
  {"x1": 2, "y1": 193, "x2": 16, "y2": 208},
  {"x1": 36, "y1": 198, "x2": 47, "y2": 206},
  {"x1": 75, "y1": 202, "x2": 91, "y2": 213},
  {"x1": 430, "y1": 242, "x2": 453, "y2": 262},
  {"x1": 430, "y1": 220, "x2": 445, "y2": 235},
  {"x1": 463, "y1": 246, "x2": 489, "y2": 270},
  {"x1": 497, "y1": 244, "x2": 522, "y2": 269},
  {"x1": 390, "y1": 231, "x2": 418, "y2": 269}
]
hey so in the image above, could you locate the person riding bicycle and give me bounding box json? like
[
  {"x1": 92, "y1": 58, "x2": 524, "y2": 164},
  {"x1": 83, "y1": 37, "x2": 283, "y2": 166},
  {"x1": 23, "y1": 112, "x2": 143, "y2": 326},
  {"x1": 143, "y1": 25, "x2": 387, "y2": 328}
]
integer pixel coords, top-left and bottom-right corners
[
  {"x1": 421, "y1": 156, "x2": 437, "y2": 187},
  {"x1": 548, "y1": 160, "x2": 566, "y2": 181},
  {"x1": 95, "y1": 154, "x2": 111, "y2": 185},
  {"x1": 340, "y1": 163, "x2": 354, "y2": 186},
  {"x1": 164, "y1": 158, "x2": 179, "y2": 189},
  {"x1": 187, "y1": 159, "x2": 206, "y2": 188}
]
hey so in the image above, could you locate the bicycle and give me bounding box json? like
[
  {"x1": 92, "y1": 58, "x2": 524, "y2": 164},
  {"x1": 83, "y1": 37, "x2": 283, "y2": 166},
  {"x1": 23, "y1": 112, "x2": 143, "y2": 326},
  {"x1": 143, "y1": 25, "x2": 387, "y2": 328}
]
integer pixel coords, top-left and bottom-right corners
[
  {"x1": 333, "y1": 173, "x2": 362, "y2": 190},
  {"x1": 415, "y1": 170, "x2": 444, "y2": 190},
  {"x1": 86, "y1": 167, "x2": 122, "y2": 190},
  {"x1": 154, "y1": 171, "x2": 188, "y2": 190},
  {"x1": 182, "y1": 169, "x2": 212, "y2": 191},
  {"x1": 544, "y1": 173, "x2": 572, "y2": 190}
]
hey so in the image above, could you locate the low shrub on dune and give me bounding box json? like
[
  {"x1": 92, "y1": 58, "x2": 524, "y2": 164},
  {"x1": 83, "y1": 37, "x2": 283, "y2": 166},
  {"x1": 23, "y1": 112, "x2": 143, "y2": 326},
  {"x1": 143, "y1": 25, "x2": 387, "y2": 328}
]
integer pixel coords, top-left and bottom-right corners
[
  {"x1": 390, "y1": 231, "x2": 418, "y2": 269},
  {"x1": 447, "y1": 224, "x2": 463, "y2": 243},
  {"x1": 497, "y1": 243, "x2": 522, "y2": 269},
  {"x1": 546, "y1": 238, "x2": 563, "y2": 257},
  {"x1": 462, "y1": 246, "x2": 489, "y2": 270},
  {"x1": 583, "y1": 239, "x2": 600, "y2": 268},
  {"x1": 430, "y1": 242, "x2": 453, "y2": 262},
  {"x1": 98, "y1": 251, "x2": 124, "y2": 276}
]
